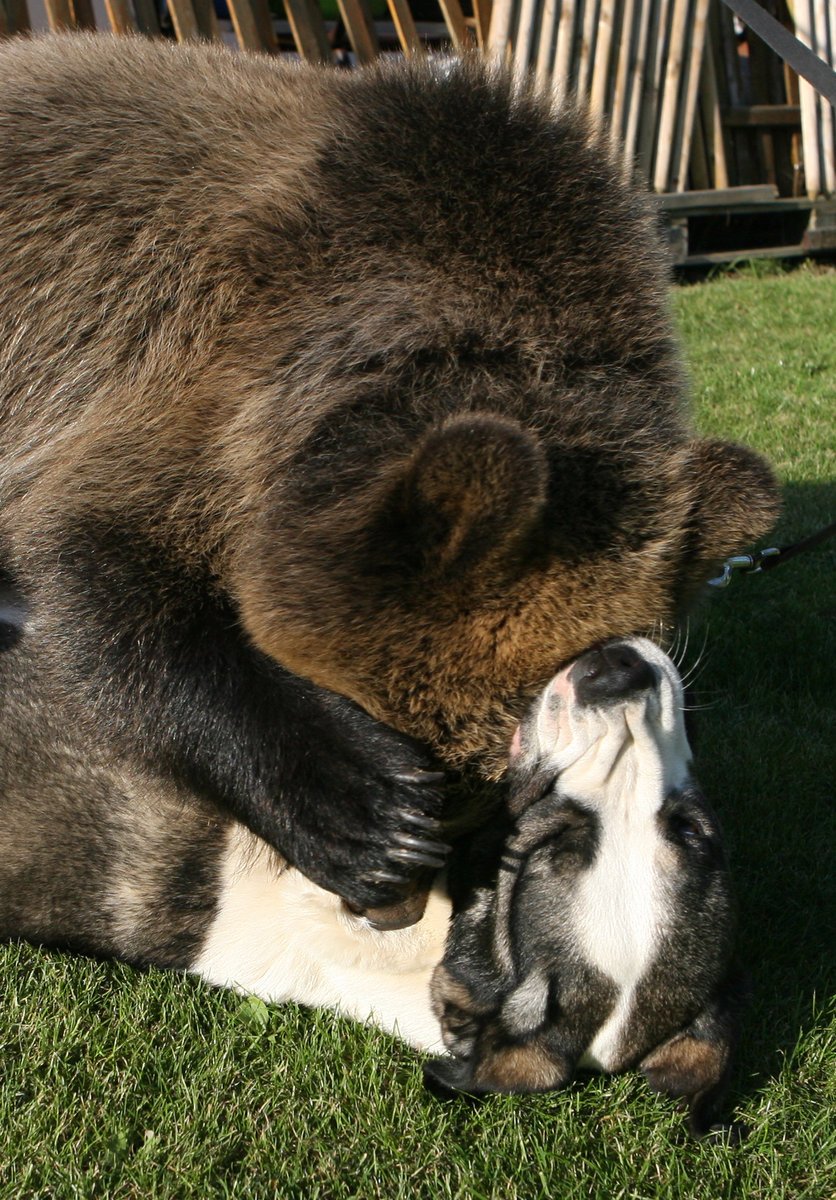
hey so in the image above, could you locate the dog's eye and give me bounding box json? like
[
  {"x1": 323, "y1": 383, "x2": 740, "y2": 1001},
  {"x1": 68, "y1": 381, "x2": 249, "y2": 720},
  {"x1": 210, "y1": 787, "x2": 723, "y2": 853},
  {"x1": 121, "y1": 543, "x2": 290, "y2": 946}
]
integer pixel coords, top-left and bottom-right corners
[{"x1": 665, "y1": 812, "x2": 705, "y2": 846}]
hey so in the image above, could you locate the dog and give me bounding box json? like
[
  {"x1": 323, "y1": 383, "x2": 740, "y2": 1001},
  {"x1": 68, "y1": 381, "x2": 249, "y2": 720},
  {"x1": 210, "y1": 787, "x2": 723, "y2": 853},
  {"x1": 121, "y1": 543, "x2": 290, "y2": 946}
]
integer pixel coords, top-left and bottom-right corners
[{"x1": 0, "y1": 579, "x2": 740, "y2": 1136}]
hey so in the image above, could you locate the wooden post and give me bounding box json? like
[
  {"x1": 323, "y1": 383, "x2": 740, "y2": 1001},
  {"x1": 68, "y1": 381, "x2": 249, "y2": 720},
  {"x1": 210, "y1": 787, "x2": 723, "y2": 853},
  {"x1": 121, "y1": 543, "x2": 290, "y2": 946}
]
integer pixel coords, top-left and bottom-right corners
[
  {"x1": 589, "y1": 0, "x2": 616, "y2": 114},
  {"x1": 473, "y1": 0, "x2": 493, "y2": 47},
  {"x1": 552, "y1": 0, "x2": 576, "y2": 100},
  {"x1": 284, "y1": 0, "x2": 331, "y2": 61},
  {"x1": 636, "y1": 0, "x2": 670, "y2": 179},
  {"x1": 610, "y1": 0, "x2": 639, "y2": 148},
  {"x1": 791, "y1": 0, "x2": 823, "y2": 196},
  {"x1": 335, "y1": 0, "x2": 379, "y2": 62},
  {"x1": 512, "y1": 0, "x2": 540, "y2": 75},
  {"x1": 227, "y1": 0, "x2": 277, "y2": 50},
  {"x1": 103, "y1": 0, "x2": 138, "y2": 33},
  {"x1": 386, "y1": 0, "x2": 425, "y2": 55},
  {"x1": 654, "y1": 0, "x2": 690, "y2": 190},
  {"x1": 535, "y1": 0, "x2": 560, "y2": 88},
  {"x1": 0, "y1": 0, "x2": 31, "y2": 33},
  {"x1": 700, "y1": 34, "x2": 730, "y2": 189},
  {"x1": 622, "y1": 0, "x2": 653, "y2": 173},
  {"x1": 812, "y1": 0, "x2": 835, "y2": 194},
  {"x1": 673, "y1": 0, "x2": 710, "y2": 192},
  {"x1": 438, "y1": 0, "x2": 472, "y2": 49},
  {"x1": 43, "y1": 0, "x2": 75, "y2": 29},
  {"x1": 576, "y1": 0, "x2": 601, "y2": 97},
  {"x1": 487, "y1": 0, "x2": 516, "y2": 60}
]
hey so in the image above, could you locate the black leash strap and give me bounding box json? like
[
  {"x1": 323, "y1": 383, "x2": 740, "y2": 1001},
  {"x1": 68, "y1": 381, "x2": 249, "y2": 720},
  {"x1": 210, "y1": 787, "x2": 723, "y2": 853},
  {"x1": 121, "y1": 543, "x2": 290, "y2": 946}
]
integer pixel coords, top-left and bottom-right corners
[
  {"x1": 720, "y1": 0, "x2": 836, "y2": 107},
  {"x1": 709, "y1": 520, "x2": 836, "y2": 587}
]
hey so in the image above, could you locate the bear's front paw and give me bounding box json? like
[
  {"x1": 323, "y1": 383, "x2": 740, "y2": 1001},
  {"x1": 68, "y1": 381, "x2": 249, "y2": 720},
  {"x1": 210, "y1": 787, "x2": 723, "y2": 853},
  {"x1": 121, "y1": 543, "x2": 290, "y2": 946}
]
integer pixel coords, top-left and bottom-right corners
[{"x1": 282, "y1": 710, "x2": 450, "y2": 921}]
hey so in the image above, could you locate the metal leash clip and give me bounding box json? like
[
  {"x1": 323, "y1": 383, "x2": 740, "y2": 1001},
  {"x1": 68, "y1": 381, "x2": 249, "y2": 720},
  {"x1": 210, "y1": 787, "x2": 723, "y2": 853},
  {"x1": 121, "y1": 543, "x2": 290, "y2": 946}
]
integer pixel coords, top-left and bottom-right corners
[{"x1": 708, "y1": 547, "x2": 781, "y2": 588}]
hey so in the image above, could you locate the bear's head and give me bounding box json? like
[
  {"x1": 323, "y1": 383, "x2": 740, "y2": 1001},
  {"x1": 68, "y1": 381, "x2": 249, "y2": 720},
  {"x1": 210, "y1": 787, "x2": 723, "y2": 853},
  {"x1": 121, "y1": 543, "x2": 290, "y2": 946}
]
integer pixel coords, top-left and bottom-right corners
[{"x1": 235, "y1": 412, "x2": 778, "y2": 777}]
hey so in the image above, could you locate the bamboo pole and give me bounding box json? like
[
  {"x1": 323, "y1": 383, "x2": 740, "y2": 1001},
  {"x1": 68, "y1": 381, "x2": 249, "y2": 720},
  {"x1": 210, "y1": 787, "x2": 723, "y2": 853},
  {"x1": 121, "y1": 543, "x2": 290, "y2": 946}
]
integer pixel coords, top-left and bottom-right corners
[
  {"x1": 43, "y1": 0, "x2": 74, "y2": 29},
  {"x1": 473, "y1": 0, "x2": 493, "y2": 46}
]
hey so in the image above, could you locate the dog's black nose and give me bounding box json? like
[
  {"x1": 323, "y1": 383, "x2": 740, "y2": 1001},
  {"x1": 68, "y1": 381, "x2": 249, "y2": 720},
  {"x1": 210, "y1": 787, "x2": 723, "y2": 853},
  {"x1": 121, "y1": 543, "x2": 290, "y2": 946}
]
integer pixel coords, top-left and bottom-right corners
[{"x1": 570, "y1": 642, "x2": 657, "y2": 706}]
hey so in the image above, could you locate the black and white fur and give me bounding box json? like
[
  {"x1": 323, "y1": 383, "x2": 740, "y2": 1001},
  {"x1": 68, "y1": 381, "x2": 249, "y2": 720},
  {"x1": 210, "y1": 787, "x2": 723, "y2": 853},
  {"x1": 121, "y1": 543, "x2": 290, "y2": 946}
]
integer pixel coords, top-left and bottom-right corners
[{"x1": 0, "y1": 587, "x2": 740, "y2": 1134}]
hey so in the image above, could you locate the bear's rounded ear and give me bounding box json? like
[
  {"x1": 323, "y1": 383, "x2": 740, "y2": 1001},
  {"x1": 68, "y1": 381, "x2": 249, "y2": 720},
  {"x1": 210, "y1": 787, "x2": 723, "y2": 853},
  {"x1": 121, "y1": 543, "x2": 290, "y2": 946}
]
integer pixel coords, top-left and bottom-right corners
[
  {"x1": 391, "y1": 414, "x2": 548, "y2": 577},
  {"x1": 680, "y1": 438, "x2": 781, "y2": 567}
]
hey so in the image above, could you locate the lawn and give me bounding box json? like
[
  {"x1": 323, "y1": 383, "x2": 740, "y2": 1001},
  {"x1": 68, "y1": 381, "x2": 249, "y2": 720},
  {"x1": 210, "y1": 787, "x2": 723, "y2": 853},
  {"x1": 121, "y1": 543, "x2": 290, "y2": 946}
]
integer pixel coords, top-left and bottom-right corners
[{"x1": 1, "y1": 263, "x2": 834, "y2": 1200}]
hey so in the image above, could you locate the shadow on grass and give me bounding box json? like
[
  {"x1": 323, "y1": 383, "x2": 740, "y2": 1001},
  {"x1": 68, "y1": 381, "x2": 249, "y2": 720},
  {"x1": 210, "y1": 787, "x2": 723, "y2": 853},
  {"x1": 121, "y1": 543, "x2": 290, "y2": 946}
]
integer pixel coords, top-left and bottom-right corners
[{"x1": 688, "y1": 480, "x2": 835, "y2": 1097}]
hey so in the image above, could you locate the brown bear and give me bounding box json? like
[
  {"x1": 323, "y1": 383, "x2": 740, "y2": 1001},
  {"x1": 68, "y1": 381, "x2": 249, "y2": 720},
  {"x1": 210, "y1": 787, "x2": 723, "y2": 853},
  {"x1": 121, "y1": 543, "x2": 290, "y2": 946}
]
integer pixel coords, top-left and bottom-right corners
[{"x1": 0, "y1": 35, "x2": 779, "y2": 919}]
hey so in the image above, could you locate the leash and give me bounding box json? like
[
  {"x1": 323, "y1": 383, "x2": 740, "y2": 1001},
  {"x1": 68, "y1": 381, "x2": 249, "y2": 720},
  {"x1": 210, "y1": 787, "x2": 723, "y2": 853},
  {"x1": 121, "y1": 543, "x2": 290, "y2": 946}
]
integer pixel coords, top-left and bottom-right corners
[
  {"x1": 708, "y1": 519, "x2": 836, "y2": 587},
  {"x1": 719, "y1": 0, "x2": 836, "y2": 108}
]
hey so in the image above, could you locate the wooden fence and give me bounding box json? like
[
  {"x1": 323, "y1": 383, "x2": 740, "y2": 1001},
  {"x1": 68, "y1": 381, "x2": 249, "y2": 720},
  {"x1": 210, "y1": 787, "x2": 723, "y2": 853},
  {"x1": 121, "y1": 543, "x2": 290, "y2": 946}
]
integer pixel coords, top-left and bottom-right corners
[{"x1": 1, "y1": 0, "x2": 834, "y2": 196}]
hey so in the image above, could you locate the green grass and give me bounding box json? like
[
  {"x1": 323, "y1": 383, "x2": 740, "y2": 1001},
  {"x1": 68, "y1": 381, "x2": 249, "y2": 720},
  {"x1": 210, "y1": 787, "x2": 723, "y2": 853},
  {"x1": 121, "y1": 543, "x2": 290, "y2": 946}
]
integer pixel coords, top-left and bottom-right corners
[{"x1": 1, "y1": 263, "x2": 835, "y2": 1199}]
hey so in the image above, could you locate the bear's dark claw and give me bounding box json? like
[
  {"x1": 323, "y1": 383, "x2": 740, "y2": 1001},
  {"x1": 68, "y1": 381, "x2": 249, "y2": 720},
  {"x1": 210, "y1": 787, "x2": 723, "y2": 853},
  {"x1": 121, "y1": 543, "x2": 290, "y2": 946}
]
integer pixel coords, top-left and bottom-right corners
[
  {"x1": 364, "y1": 868, "x2": 413, "y2": 886},
  {"x1": 397, "y1": 808, "x2": 446, "y2": 832},
  {"x1": 387, "y1": 846, "x2": 449, "y2": 870}
]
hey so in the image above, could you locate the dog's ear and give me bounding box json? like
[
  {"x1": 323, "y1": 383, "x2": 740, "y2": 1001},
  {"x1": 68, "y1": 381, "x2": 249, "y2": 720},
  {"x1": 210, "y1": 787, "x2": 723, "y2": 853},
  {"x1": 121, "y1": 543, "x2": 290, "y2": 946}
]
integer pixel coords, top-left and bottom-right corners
[
  {"x1": 639, "y1": 969, "x2": 750, "y2": 1138},
  {"x1": 388, "y1": 413, "x2": 548, "y2": 578}
]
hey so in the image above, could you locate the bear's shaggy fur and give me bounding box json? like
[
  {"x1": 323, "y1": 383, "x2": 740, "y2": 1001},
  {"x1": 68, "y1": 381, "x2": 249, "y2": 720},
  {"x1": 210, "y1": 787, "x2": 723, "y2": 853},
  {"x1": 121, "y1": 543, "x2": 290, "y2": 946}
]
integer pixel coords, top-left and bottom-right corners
[{"x1": 0, "y1": 35, "x2": 779, "y2": 909}]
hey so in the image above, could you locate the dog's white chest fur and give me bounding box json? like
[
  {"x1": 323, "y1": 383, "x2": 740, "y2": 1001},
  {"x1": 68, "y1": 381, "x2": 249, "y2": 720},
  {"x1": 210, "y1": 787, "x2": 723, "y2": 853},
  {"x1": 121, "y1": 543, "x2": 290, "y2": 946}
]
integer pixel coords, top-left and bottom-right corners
[{"x1": 192, "y1": 826, "x2": 450, "y2": 1050}]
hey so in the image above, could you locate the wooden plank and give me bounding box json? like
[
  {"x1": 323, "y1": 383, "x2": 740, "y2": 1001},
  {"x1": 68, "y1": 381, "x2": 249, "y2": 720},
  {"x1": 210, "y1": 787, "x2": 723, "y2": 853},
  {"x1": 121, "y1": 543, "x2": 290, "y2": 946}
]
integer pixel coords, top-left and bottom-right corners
[
  {"x1": 610, "y1": 0, "x2": 639, "y2": 146},
  {"x1": 227, "y1": 0, "x2": 276, "y2": 50},
  {"x1": 657, "y1": 183, "x2": 779, "y2": 209},
  {"x1": 654, "y1": 0, "x2": 690, "y2": 191},
  {"x1": 535, "y1": 0, "x2": 560, "y2": 87},
  {"x1": 336, "y1": 0, "x2": 379, "y2": 61},
  {"x1": 284, "y1": 0, "x2": 331, "y2": 61},
  {"x1": 43, "y1": 0, "x2": 74, "y2": 29},
  {"x1": 103, "y1": 0, "x2": 137, "y2": 33},
  {"x1": 0, "y1": 0, "x2": 31, "y2": 33},
  {"x1": 700, "y1": 35, "x2": 730, "y2": 188},
  {"x1": 551, "y1": 0, "x2": 576, "y2": 99},
  {"x1": 487, "y1": 0, "x2": 515, "y2": 59},
  {"x1": 71, "y1": 0, "x2": 96, "y2": 27},
  {"x1": 622, "y1": 0, "x2": 654, "y2": 171},
  {"x1": 386, "y1": 0, "x2": 425, "y2": 55},
  {"x1": 168, "y1": 0, "x2": 203, "y2": 39},
  {"x1": 576, "y1": 0, "x2": 600, "y2": 97},
  {"x1": 438, "y1": 0, "x2": 472, "y2": 49},
  {"x1": 636, "y1": 0, "x2": 670, "y2": 178},
  {"x1": 132, "y1": 0, "x2": 161, "y2": 33},
  {"x1": 512, "y1": 0, "x2": 540, "y2": 73},
  {"x1": 725, "y1": 105, "x2": 802, "y2": 127},
  {"x1": 473, "y1": 0, "x2": 492, "y2": 46},
  {"x1": 589, "y1": 0, "x2": 616, "y2": 114},
  {"x1": 813, "y1": 0, "x2": 835, "y2": 194},
  {"x1": 791, "y1": 0, "x2": 823, "y2": 196},
  {"x1": 672, "y1": 0, "x2": 710, "y2": 192}
]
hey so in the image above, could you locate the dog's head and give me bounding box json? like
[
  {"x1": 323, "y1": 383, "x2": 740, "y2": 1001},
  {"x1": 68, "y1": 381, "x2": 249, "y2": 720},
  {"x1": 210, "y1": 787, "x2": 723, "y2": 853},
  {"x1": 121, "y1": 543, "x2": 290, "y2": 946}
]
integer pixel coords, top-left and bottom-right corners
[{"x1": 427, "y1": 637, "x2": 744, "y2": 1137}]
